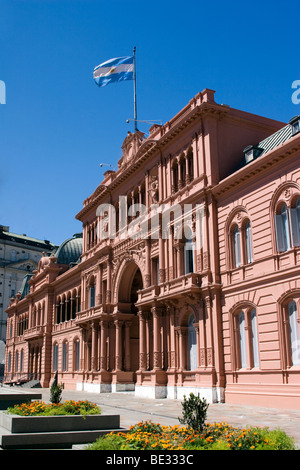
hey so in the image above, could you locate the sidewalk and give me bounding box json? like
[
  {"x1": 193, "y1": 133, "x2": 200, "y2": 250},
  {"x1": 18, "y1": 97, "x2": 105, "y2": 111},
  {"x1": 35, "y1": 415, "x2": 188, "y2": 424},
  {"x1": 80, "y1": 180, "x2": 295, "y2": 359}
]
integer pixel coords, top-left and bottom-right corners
[{"x1": 19, "y1": 387, "x2": 300, "y2": 448}]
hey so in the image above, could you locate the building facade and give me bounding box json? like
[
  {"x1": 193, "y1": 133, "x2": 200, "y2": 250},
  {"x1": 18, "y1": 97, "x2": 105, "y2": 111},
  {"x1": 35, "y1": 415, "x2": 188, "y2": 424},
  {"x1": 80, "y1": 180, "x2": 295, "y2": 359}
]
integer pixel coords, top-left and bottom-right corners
[
  {"x1": 0, "y1": 226, "x2": 56, "y2": 342},
  {"x1": 4, "y1": 90, "x2": 300, "y2": 409}
]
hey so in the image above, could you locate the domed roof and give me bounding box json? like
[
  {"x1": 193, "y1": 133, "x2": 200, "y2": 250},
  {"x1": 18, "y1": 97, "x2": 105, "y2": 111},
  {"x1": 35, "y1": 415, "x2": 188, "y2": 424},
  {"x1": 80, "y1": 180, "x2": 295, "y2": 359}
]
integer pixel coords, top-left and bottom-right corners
[{"x1": 54, "y1": 233, "x2": 83, "y2": 265}]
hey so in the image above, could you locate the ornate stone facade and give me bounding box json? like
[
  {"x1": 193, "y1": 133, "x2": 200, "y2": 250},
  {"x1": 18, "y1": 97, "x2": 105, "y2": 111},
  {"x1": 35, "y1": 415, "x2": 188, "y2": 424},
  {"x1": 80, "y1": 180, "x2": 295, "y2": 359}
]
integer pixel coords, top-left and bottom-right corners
[{"x1": 4, "y1": 90, "x2": 300, "y2": 408}]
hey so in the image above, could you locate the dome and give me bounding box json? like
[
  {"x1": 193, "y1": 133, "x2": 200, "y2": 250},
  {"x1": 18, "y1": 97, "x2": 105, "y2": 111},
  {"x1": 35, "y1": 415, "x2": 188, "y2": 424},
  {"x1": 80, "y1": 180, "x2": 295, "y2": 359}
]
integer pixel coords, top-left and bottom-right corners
[{"x1": 54, "y1": 233, "x2": 83, "y2": 265}]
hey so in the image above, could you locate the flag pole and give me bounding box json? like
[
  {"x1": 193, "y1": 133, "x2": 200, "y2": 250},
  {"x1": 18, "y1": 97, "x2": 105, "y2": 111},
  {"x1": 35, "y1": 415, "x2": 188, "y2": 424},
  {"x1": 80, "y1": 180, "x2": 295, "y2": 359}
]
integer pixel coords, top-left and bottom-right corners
[{"x1": 133, "y1": 46, "x2": 137, "y2": 132}]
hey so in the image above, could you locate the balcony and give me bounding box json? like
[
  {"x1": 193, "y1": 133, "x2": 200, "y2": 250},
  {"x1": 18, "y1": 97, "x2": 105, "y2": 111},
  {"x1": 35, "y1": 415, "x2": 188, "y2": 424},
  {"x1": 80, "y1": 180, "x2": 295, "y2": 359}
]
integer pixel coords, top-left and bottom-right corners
[
  {"x1": 23, "y1": 326, "x2": 44, "y2": 341},
  {"x1": 137, "y1": 272, "x2": 201, "y2": 307}
]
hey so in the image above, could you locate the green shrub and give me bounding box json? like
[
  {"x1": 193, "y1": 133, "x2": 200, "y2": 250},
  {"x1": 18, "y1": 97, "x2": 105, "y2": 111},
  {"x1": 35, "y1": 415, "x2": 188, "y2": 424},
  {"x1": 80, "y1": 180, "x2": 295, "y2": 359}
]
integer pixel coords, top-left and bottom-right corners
[
  {"x1": 178, "y1": 393, "x2": 208, "y2": 432},
  {"x1": 86, "y1": 433, "x2": 127, "y2": 450},
  {"x1": 50, "y1": 382, "x2": 63, "y2": 404}
]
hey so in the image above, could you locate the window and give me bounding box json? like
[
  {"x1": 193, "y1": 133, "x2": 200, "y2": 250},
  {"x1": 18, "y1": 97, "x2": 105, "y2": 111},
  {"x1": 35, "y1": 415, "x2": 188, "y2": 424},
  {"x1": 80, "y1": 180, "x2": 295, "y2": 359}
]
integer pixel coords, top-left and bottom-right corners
[
  {"x1": 187, "y1": 314, "x2": 197, "y2": 370},
  {"x1": 89, "y1": 283, "x2": 95, "y2": 308},
  {"x1": 15, "y1": 351, "x2": 19, "y2": 372},
  {"x1": 238, "y1": 312, "x2": 247, "y2": 368},
  {"x1": 245, "y1": 221, "x2": 253, "y2": 264},
  {"x1": 289, "y1": 115, "x2": 300, "y2": 136},
  {"x1": 233, "y1": 226, "x2": 241, "y2": 268},
  {"x1": 184, "y1": 239, "x2": 194, "y2": 274},
  {"x1": 288, "y1": 301, "x2": 300, "y2": 366},
  {"x1": 251, "y1": 309, "x2": 260, "y2": 368},
  {"x1": 20, "y1": 350, "x2": 24, "y2": 372},
  {"x1": 234, "y1": 307, "x2": 259, "y2": 369},
  {"x1": 275, "y1": 199, "x2": 300, "y2": 252},
  {"x1": 62, "y1": 342, "x2": 68, "y2": 371},
  {"x1": 290, "y1": 198, "x2": 300, "y2": 247},
  {"x1": 53, "y1": 343, "x2": 58, "y2": 371},
  {"x1": 275, "y1": 204, "x2": 291, "y2": 252},
  {"x1": 74, "y1": 339, "x2": 80, "y2": 371}
]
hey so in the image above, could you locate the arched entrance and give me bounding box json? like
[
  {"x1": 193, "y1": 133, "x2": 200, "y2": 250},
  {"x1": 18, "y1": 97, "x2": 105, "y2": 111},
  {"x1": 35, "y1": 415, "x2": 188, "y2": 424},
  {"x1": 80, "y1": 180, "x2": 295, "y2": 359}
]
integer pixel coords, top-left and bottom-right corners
[
  {"x1": 117, "y1": 261, "x2": 143, "y2": 312},
  {"x1": 113, "y1": 261, "x2": 143, "y2": 389}
]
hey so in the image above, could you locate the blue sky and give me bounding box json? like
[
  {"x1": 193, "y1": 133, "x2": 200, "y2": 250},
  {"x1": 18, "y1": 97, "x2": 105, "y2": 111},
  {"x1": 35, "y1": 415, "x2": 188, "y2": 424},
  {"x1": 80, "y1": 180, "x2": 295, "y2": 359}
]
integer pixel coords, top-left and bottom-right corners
[{"x1": 0, "y1": 0, "x2": 299, "y2": 246}]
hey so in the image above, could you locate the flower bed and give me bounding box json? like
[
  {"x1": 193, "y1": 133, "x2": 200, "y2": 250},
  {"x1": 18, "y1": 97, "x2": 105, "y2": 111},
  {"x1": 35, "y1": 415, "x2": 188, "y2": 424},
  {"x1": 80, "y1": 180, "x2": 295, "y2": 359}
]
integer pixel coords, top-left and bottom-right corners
[
  {"x1": 85, "y1": 420, "x2": 296, "y2": 451},
  {"x1": 6, "y1": 400, "x2": 101, "y2": 416}
]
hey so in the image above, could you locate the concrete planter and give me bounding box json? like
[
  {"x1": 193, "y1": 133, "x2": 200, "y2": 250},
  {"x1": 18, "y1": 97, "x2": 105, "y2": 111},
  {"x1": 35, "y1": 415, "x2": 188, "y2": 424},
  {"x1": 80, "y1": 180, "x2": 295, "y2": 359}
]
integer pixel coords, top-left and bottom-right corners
[
  {"x1": 0, "y1": 411, "x2": 125, "y2": 449},
  {"x1": 0, "y1": 411, "x2": 119, "y2": 433}
]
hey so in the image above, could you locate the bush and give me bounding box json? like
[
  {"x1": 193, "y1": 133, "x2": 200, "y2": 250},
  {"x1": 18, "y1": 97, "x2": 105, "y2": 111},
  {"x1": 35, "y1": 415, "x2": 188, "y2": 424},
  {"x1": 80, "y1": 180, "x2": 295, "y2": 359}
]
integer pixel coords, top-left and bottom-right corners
[
  {"x1": 86, "y1": 433, "x2": 126, "y2": 450},
  {"x1": 7, "y1": 400, "x2": 101, "y2": 416},
  {"x1": 178, "y1": 393, "x2": 208, "y2": 432},
  {"x1": 85, "y1": 421, "x2": 296, "y2": 451},
  {"x1": 50, "y1": 382, "x2": 63, "y2": 404}
]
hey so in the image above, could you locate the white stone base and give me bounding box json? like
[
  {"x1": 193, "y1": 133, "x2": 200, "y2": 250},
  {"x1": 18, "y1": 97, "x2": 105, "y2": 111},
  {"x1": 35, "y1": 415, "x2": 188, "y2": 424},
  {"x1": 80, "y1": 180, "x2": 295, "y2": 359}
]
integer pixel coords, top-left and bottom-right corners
[
  {"x1": 111, "y1": 383, "x2": 135, "y2": 392},
  {"x1": 169, "y1": 386, "x2": 224, "y2": 403},
  {"x1": 135, "y1": 385, "x2": 167, "y2": 399},
  {"x1": 76, "y1": 382, "x2": 112, "y2": 393},
  {"x1": 76, "y1": 381, "x2": 225, "y2": 403}
]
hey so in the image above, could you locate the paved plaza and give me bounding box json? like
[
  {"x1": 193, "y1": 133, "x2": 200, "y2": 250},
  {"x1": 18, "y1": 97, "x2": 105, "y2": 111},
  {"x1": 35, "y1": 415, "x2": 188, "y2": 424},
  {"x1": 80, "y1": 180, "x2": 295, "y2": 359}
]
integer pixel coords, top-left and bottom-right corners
[{"x1": 9, "y1": 386, "x2": 300, "y2": 448}]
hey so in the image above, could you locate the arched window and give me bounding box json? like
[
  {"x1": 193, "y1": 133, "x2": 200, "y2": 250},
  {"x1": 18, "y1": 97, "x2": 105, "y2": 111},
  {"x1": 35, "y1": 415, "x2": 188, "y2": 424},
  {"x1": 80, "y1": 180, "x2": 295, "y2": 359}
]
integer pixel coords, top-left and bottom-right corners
[
  {"x1": 251, "y1": 309, "x2": 259, "y2": 368},
  {"x1": 233, "y1": 226, "x2": 241, "y2": 268},
  {"x1": 234, "y1": 307, "x2": 260, "y2": 369},
  {"x1": 245, "y1": 220, "x2": 253, "y2": 264},
  {"x1": 7, "y1": 352, "x2": 11, "y2": 372},
  {"x1": 172, "y1": 161, "x2": 179, "y2": 193},
  {"x1": 62, "y1": 341, "x2": 68, "y2": 371},
  {"x1": 15, "y1": 351, "x2": 19, "y2": 372},
  {"x1": 238, "y1": 311, "x2": 247, "y2": 368},
  {"x1": 290, "y1": 198, "x2": 300, "y2": 247},
  {"x1": 187, "y1": 314, "x2": 197, "y2": 370},
  {"x1": 184, "y1": 227, "x2": 194, "y2": 274},
  {"x1": 52, "y1": 343, "x2": 59, "y2": 371},
  {"x1": 74, "y1": 339, "x2": 80, "y2": 371},
  {"x1": 89, "y1": 281, "x2": 95, "y2": 308},
  {"x1": 288, "y1": 301, "x2": 300, "y2": 366},
  {"x1": 20, "y1": 350, "x2": 24, "y2": 372},
  {"x1": 275, "y1": 203, "x2": 291, "y2": 252}
]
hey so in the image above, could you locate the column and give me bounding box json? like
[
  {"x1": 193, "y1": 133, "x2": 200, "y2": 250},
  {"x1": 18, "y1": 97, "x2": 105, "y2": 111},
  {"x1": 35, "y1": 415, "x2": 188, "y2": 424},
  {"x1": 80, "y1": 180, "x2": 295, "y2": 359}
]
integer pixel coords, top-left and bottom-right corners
[
  {"x1": 124, "y1": 321, "x2": 131, "y2": 371},
  {"x1": 158, "y1": 221, "x2": 165, "y2": 284},
  {"x1": 107, "y1": 260, "x2": 112, "y2": 304},
  {"x1": 100, "y1": 320, "x2": 108, "y2": 371},
  {"x1": 145, "y1": 239, "x2": 151, "y2": 288},
  {"x1": 91, "y1": 322, "x2": 98, "y2": 371},
  {"x1": 138, "y1": 311, "x2": 147, "y2": 370},
  {"x1": 114, "y1": 319, "x2": 123, "y2": 371},
  {"x1": 152, "y1": 306, "x2": 162, "y2": 370}
]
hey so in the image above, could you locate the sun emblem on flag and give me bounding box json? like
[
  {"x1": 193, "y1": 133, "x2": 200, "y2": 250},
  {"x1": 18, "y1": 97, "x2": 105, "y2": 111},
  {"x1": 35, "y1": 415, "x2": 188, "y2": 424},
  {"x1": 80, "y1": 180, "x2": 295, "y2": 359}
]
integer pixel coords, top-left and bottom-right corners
[{"x1": 109, "y1": 67, "x2": 116, "y2": 74}]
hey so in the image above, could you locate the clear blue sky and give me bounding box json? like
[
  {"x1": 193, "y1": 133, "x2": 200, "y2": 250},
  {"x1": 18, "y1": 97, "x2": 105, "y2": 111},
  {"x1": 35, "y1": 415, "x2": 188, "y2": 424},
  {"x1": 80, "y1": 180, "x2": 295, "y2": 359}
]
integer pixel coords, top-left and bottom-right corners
[{"x1": 1, "y1": 0, "x2": 299, "y2": 246}]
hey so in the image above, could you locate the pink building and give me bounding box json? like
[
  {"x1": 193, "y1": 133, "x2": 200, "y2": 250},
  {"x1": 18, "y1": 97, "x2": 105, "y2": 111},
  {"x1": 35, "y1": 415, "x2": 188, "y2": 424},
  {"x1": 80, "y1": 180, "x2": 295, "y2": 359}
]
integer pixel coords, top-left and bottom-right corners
[{"x1": 4, "y1": 90, "x2": 300, "y2": 409}]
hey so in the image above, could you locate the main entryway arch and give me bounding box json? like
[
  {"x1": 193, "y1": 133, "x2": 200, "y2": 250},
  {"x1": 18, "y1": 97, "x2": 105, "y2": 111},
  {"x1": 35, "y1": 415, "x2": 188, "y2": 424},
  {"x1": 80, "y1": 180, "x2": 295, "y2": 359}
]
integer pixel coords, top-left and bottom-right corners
[{"x1": 112, "y1": 260, "x2": 144, "y2": 388}]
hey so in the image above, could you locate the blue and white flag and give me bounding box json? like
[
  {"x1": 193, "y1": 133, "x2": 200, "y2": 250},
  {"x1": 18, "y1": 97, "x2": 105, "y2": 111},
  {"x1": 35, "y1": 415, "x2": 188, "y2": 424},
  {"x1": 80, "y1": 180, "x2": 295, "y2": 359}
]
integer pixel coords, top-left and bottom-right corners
[{"x1": 93, "y1": 56, "x2": 134, "y2": 87}]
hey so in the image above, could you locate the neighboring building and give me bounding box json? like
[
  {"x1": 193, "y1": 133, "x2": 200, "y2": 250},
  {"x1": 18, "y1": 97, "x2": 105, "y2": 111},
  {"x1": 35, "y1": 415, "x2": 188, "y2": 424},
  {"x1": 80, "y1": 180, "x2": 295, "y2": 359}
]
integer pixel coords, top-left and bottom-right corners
[
  {"x1": 0, "y1": 226, "x2": 56, "y2": 343},
  {"x1": 4, "y1": 90, "x2": 300, "y2": 409}
]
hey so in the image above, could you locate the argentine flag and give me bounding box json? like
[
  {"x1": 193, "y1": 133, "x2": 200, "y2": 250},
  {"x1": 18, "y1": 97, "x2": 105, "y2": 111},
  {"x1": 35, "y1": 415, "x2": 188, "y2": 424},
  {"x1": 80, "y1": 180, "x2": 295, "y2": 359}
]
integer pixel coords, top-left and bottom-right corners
[{"x1": 93, "y1": 56, "x2": 134, "y2": 87}]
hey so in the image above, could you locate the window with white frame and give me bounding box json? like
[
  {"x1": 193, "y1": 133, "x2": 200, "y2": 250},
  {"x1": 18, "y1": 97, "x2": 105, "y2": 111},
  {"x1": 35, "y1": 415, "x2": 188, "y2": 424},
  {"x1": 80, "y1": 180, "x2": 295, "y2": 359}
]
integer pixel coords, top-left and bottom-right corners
[
  {"x1": 62, "y1": 341, "x2": 68, "y2": 371},
  {"x1": 234, "y1": 307, "x2": 260, "y2": 369},
  {"x1": 288, "y1": 301, "x2": 300, "y2": 366},
  {"x1": 52, "y1": 343, "x2": 58, "y2": 371},
  {"x1": 275, "y1": 198, "x2": 300, "y2": 252}
]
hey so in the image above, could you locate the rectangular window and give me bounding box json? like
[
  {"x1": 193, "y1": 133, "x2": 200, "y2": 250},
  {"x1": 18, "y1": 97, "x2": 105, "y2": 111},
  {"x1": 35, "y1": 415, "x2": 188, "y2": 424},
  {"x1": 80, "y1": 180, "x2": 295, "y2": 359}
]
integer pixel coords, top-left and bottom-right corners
[
  {"x1": 89, "y1": 286, "x2": 95, "y2": 308},
  {"x1": 290, "y1": 208, "x2": 300, "y2": 247},
  {"x1": 239, "y1": 312, "x2": 247, "y2": 368},
  {"x1": 62, "y1": 342, "x2": 68, "y2": 371},
  {"x1": 251, "y1": 309, "x2": 259, "y2": 368},
  {"x1": 234, "y1": 228, "x2": 241, "y2": 267},
  {"x1": 53, "y1": 344, "x2": 58, "y2": 371},
  {"x1": 75, "y1": 340, "x2": 80, "y2": 371}
]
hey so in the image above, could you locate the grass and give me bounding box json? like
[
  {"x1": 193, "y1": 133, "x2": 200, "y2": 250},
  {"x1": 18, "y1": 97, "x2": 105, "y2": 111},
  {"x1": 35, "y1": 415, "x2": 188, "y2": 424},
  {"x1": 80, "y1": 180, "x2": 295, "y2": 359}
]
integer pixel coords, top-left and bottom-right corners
[{"x1": 85, "y1": 420, "x2": 296, "y2": 451}]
